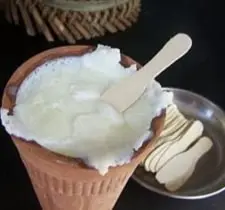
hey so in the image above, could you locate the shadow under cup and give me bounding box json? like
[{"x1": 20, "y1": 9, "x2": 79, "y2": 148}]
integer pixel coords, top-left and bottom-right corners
[{"x1": 1, "y1": 45, "x2": 165, "y2": 210}]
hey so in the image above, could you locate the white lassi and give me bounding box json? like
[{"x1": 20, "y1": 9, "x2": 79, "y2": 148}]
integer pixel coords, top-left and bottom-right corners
[{"x1": 1, "y1": 45, "x2": 173, "y2": 175}]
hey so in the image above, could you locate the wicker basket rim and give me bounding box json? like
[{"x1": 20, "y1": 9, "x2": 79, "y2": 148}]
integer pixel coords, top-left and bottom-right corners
[{"x1": 44, "y1": 0, "x2": 131, "y2": 12}]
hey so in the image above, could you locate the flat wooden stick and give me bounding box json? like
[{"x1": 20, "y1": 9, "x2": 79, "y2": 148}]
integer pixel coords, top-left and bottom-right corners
[{"x1": 101, "y1": 33, "x2": 192, "y2": 112}]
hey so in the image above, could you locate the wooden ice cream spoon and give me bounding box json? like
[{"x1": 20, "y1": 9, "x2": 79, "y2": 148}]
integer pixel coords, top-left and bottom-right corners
[{"x1": 101, "y1": 33, "x2": 192, "y2": 112}]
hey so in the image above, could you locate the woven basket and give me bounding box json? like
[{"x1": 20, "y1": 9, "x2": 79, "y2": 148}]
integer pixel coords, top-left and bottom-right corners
[{"x1": 5, "y1": 0, "x2": 141, "y2": 43}]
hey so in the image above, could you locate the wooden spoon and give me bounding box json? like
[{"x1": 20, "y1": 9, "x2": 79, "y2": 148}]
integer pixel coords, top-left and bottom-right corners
[
  {"x1": 155, "y1": 120, "x2": 204, "y2": 173},
  {"x1": 101, "y1": 33, "x2": 192, "y2": 112},
  {"x1": 156, "y1": 136, "x2": 213, "y2": 185}
]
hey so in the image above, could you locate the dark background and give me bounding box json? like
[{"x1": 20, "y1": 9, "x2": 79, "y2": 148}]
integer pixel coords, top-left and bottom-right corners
[{"x1": 0, "y1": 0, "x2": 225, "y2": 209}]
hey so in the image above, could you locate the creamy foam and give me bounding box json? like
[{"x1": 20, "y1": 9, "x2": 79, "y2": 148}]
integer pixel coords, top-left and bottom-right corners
[{"x1": 1, "y1": 45, "x2": 173, "y2": 175}]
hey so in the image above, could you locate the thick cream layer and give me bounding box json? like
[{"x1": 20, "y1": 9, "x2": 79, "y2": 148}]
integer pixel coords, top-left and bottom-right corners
[{"x1": 1, "y1": 45, "x2": 173, "y2": 175}]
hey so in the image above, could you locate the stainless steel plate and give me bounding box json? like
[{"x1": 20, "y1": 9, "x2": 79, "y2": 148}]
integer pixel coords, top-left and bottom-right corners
[{"x1": 132, "y1": 88, "x2": 225, "y2": 199}]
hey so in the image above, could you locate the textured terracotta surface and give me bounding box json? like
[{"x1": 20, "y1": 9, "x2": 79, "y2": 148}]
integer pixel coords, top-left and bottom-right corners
[{"x1": 1, "y1": 46, "x2": 165, "y2": 210}]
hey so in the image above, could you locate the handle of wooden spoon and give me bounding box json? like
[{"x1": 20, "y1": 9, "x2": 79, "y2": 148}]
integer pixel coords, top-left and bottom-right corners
[
  {"x1": 139, "y1": 33, "x2": 192, "y2": 79},
  {"x1": 101, "y1": 33, "x2": 192, "y2": 112}
]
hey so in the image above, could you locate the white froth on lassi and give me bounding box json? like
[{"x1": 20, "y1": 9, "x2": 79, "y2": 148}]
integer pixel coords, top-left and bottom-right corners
[{"x1": 1, "y1": 45, "x2": 173, "y2": 175}]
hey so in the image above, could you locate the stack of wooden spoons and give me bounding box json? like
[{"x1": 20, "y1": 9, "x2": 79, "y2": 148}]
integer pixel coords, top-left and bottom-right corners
[{"x1": 142, "y1": 104, "x2": 213, "y2": 192}]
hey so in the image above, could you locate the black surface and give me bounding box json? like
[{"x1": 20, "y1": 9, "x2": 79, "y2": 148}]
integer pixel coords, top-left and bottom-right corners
[{"x1": 0, "y1": 0, "x2": 225, "y2": 209}]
